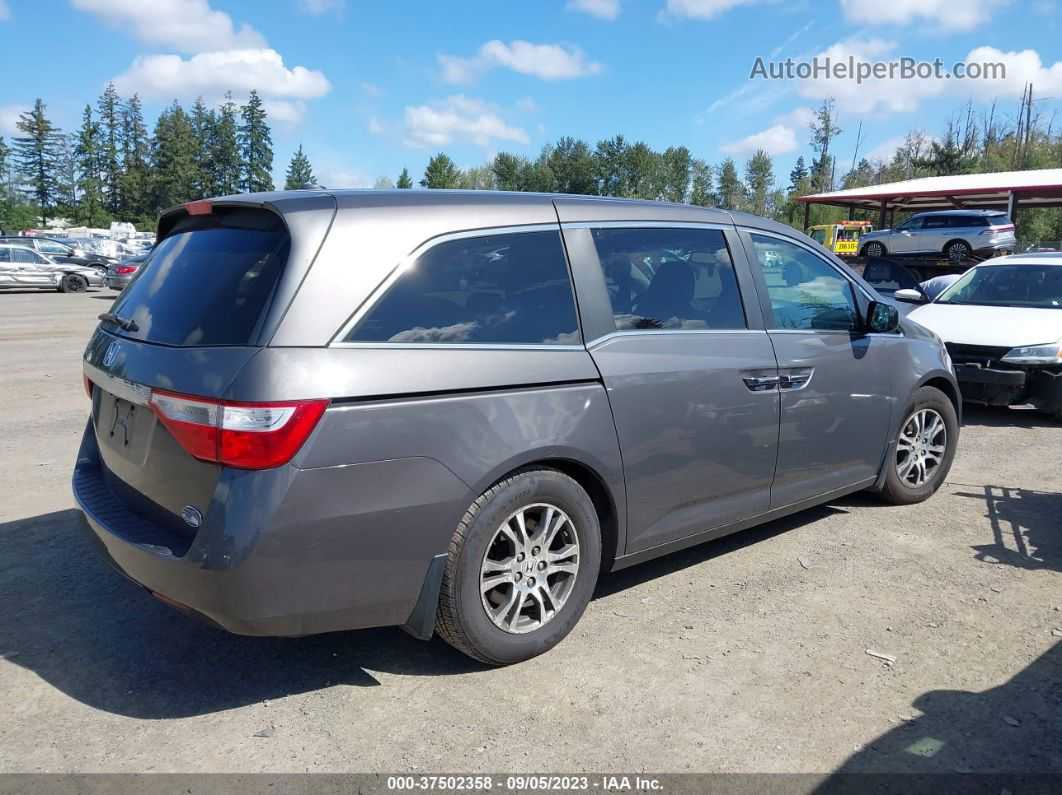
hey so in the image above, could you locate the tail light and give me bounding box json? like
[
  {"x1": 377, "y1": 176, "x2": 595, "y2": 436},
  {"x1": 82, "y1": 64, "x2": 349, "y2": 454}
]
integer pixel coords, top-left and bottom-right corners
[
  {"x1": 983, "y1": 224, "x2": 1015, "y2": 235},
  {"x1": 116, "y1": 265, "x2": 138, "y2": 274},
  {"x1": 149, "y1": 389, "x2": 329, "y2": 469},
  {"x1": 83, "y1": 374, "x2": 94, "y2": 398}
]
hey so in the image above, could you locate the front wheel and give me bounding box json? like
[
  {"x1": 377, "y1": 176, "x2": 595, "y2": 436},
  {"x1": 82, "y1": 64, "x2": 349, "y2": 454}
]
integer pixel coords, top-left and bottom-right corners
[
  {"x1": 944, "y1": 240, "x2": 972, "y2": 261},
  {"x1": 879, "y1": 386, "x2": 958, "y2": 505},
  {"x1": 435, "y1": 467, "x2": 601, "y2": 665},
  {"x1": 864, "y1": 241, "x2": 886, "y2": 258}
]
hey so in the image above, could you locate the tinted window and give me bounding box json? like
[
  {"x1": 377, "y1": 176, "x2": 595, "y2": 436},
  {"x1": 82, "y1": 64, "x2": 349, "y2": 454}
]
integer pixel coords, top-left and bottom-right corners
[
  {"x1": 38, "y1": 240, "x2": 69, "y2": 254},
  {"x1": 922, "y1": 215, "x2": 950, "y2": 229},
  {"x1": 749, "y1": 234, "x2": 859, "y2": 331},
  {"x1": 896, "y1": 216, "x2": 923, "y2": 231},
  {"x1": 107, "y1": 208, "x2": 289, "y2": 347},
  {"x1": 591, "y1": 227, "x2": 746, "y2": 331},
  {"x1": 810, "y1": 228, "x2": 826, "y2": 244},
  {"x1": 0, "y1": 248, "x2": 10, "y2": 263},
  {"x1": 861, "y1": 259, "x2": 920, "y2": 295},
  {"x1": 346, "y1": 230, "x2": 579, "y2": 345},
  {"x1": 938, "y1": 265, "x2": 1062, "y2": 309}
]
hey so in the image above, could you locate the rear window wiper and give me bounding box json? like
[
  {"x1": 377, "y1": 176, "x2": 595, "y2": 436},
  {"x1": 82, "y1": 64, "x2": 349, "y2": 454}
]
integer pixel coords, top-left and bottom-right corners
[{"x1": 98, "y1": 312, "x2": 140, "y2": 332}]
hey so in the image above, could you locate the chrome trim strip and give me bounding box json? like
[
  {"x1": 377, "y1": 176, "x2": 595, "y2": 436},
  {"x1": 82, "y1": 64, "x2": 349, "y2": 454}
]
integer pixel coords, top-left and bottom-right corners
[
  {"x1": 562, "y1": 220, "x2": 731, "y2": 231},
  {"x1": 330, "y1": 223, "x2": 564, "y2": 345},
  {"x1": 329, "y1": 342, "x2": 585, "y2": 351},
  {"x1": 587, "y1": 328, "x2": 766, "y2": 347},
  {"x1": 83, "y1": 361, "x2": 152, "y2": 406}
]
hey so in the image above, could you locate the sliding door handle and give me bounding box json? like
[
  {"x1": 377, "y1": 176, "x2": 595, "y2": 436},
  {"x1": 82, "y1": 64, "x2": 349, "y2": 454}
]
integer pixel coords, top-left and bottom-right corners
[
  {"x1": 742, "y1": 374, "x2": 780, "y2": 392},
  {"x1": 779, "y1": 368, "x2": 814, "y2": 391}
]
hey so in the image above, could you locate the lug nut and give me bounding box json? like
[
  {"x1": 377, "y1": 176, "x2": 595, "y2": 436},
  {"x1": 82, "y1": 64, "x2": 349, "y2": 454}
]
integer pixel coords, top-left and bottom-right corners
[
  {"x1": 514, "y1": 572, "x2": 522, "y2": 581},
  {"x1": 527, "y1": 577, "x2": 536, "y2": 587},
  {"x1": 532, "y1": 546, "x2": 540, "y2": 556},
  {"x1": 517, "y1": 552, "x2": 525, "y2": 562},
  {"x1": 538, "y1": 561, "x2": 546, "y2": 571}
]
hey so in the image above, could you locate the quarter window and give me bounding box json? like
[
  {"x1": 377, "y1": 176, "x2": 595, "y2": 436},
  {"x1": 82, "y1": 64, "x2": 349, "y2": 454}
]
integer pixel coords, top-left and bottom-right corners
[
  {"x1": 591, "y1": 227, "x2": 747, "y2": 331},
  {"x1": 749, "y1": 234, "x2": 859, "y2": 332},
  {"x1": 344, "y1": 230, "x2": 580, "y2": 345}
]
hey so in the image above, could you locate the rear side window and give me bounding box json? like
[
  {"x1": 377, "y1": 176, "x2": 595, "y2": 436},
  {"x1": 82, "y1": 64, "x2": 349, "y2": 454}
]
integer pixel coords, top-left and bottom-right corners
[
  {"x1": 344, "y1": 230, "x2": 580, "y2": 345},
  {"x1": 107, "y1": 208, "x2": 289, "y2": 347},
  {"x1": 592, "y1": 227, "x2": 746, "y2": 331}
]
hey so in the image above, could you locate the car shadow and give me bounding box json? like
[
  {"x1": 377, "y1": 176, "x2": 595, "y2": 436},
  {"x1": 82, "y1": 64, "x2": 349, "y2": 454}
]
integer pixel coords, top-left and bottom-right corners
[
  {"x1": 960, "y1": 403, "x2": 1058, "y2": 429},
  {"x1": 0, "y1": 494, "x2": 876, "y2": 719},
  {"x1": 950, "y1": 484, "x2": 1062, "y2": 572},
  {"x1": 815, "y1": 641, "x2": 1062, "y2": 786}
]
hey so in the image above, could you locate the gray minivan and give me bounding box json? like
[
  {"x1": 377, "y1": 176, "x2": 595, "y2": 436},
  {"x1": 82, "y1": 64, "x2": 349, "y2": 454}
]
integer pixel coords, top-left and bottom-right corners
[{"x1": 73, "y1": 190, "x2": 960, "y2": 665}]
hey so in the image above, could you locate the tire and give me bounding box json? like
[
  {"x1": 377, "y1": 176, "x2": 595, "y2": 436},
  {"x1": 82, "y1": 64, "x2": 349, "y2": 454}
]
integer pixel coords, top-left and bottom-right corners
[
  {"x1": 435, "y1": 466, "x2": 602, "y2": 665},
  {"x1": 944, "y1": 239, "x2": 971, "y2": 261},
  {"x1": 879, "y1": 386, "x2": 958, "y2": 505},
  {"x1": 60, "y1": 273, "x2": 89, "y2": 293},
  {"x1": 863, "y1": 241, "x2": 886, "y2": 258}
]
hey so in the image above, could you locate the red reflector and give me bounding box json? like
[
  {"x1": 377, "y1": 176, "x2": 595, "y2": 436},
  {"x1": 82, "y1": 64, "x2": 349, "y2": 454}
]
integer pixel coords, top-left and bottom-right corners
[
  {"x1": 116, "y1": 265, "x2": 138, "y2": 274},
  {"x1": 83, "y1": 374, "x2": 94, "y2": 399},
  {"x1": 149, "y1": 590, "x2": 190, "y2": 612},
  {"x1": 185, "y1": 199, "x2": 212, "y2": 216},
  {"x1": 148, "y1": 389, "x2": 329, "y2": 470}
]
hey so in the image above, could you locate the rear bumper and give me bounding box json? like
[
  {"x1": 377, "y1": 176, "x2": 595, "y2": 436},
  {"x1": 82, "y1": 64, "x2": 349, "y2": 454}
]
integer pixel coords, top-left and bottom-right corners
[
  {"x1": 954, "y1": 364, "x2": 1062, "y2": 411},
  {"x1": 72, "y1": 420, "x2": 470, "y2": 637},
  {"x1": 105, "y1": 276, "x2": 131, "y2": 290}
]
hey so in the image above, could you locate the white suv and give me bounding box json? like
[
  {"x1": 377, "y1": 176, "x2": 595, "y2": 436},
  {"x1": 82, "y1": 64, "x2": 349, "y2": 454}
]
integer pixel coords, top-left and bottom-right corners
[{"x1": 859, "y1": 210, "x2": 1016, "y2": 261}]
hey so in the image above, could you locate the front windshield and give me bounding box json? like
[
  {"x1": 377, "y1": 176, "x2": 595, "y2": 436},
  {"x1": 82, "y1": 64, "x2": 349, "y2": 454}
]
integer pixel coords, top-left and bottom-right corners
[{"x1": 936, "y1": 264, "x2": 1062, "y2": 309}]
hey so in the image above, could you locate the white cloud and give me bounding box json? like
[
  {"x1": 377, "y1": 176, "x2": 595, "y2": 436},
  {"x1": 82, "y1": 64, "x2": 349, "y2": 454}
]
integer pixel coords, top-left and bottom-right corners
[
  {"x1": 262, "y1": 100, "x2": 309, "y2": 125},
  {"x1": 662, "y1": 0, "x2": 760, "y2": 20},
  {"x1": 515, "y1": 97, "x2": 539, "y2": 113},
  {"x1": 71, "y1": 0, "x2": 265, "y2": 54},
  {"x1": 960, "y1": 46, "x2": 1062, "y2": 100},
  {"x1": 769, "y1": 20, "x2": 813, "y2": 59},
  {"x1": 864, "y1": 136, "x2": 906, "y2": 163},
  {"x1": 316, "y1": 166, "x2": 370, "y2": 188},
  {"x1": 368, "y1": 115, "x2": 384, "y2": 135},
  {"x1": 773, "y1": 106, "x2": 815, "y2": 128},
  {"x1": 721, "y1": 124, "x2": 799, "y2": 155},
  {"x1": 0, "y1": 0, "x2": 10, "y2": 21},
  {"x1": 295, "y1": 0, "x2": 345, "y2": 15},
  {"x1": 0, "y1": 104, "x2": 28, "y2": 136},
  {"x1": 112, "y1": 49, "x2": 331, "y2": 105},
  {"x1": 361, "y1": 82, "x2": 385, "y2": 97},
  {"x1": 439, "y1": 40, "x2": 603, "y2": 83},
  {"x1": 403, "y1": 95, "x2": 529, "y2": 149},
  {"x1": 839, "y1": 0, "x2": 1005, "y2": 32},
  {"x1": 566, "y1": 0, "x2": 621, "y2": 19}
]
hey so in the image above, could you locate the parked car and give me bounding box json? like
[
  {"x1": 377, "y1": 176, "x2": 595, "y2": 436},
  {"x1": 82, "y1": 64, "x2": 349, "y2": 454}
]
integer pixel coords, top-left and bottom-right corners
[
  {"x1": 859, "y1": 210, "x2": 1016, "y2": 261},
  {"x1": 0, "y1": 243, "x2": 105, "y2": 292},
  {"x1": 73, "y1": 191, "x2": 959, "y2": 665},
  {"x1": 0, "y1": 235, "x2": 115, "y2": 270},
  {"x1": 896, "y1": 252, "x2": 1062, "y2": 420},
  {"x1": 105, "y1": 255, "x2": 147, "y2": 291}
]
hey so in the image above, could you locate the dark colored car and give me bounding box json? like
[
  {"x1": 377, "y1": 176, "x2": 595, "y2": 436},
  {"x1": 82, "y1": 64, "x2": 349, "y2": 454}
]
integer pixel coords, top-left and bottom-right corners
[
  {"x1": 73, "y1": 190, "x2": 960, "y2": 665},
  {"x1": 0, "y1": 236, "x2": 114, "y2": 271},
  {"x1": 105, "y1": 255, "x2": 146, "y2": 291}
]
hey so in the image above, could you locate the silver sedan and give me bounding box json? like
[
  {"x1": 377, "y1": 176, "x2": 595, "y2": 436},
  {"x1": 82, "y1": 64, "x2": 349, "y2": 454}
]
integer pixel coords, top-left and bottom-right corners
[{"x1": 0, "y1": 244, "x2": 105, "y2": 292}]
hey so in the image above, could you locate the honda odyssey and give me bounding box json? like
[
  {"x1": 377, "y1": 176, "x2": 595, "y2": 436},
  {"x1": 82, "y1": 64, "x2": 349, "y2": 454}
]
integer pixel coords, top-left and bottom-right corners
[{"x1": 73, "y1": 190, "x2": 960, "y2": 665}]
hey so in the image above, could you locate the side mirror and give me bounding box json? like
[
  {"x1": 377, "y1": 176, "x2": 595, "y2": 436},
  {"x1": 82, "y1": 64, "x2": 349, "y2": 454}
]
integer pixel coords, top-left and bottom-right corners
[
  {"x1": 867, "y1": 301, "x2": 900, "y2": 333},
  {"x1": 893, "y1": 288, "x2": 925, "y2": 304}
]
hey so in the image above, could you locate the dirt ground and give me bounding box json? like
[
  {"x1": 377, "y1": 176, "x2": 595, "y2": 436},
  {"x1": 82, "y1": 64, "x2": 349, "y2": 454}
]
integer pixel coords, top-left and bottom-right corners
[{"x1": 0, "y1": 289, "x2": 1059, "y2": 776}]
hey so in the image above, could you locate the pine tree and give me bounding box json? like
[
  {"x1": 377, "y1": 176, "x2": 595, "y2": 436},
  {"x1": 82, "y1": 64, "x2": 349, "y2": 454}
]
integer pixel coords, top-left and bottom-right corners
[
  {"x1": 593, "y1": 134, "x2": 628, "y2": 196},
  {"x1": 211, "y1": 94, "x2": 242, "y2": 196},
  {"x1": 239, "y1": 90, "x2": 274, "y2": 193},
  {"x1": 97, "y1": 82, "x2": 122, "y2": 214},
  {"x1": 689, "y1": 159, "x2": 713, "y2": 206},
  {"x1": 120, "y1": 94, "x2": 150, "y2": 218},
  {"x1": 744, "y1": 149, "x2": 775, "y2": 217},
  {"x1": 545, "y1": 137, "x2": 596, "y2": 195},
  {"x1": 190, "y1": 96, "x2": 216, "y2": 198},
  {"x1": 74, "y1": 105, "x2": 109, "y2": 227},
  {"x1": 395, "y1": 167, "x2": 413, "y2": 189},
  {"x1": 788, "y1": 156, "x2": 808, "y2": 193},
  {"x1": 14, "y1": 99, "x2": 63, "y2": 225},
  {"x1": 151, "y1": 101, "x2": 197, "y2": 209},
  {"x1": 284, "y1": 144, "x2": 315, "y2": 189},
  {"x1": 715, "y1": 157, "x2": 745, "y2": 211},
  {"x1": 420, "y1": 153, "x2": 460, "y2": 188},
  {"x1": 660, "y1": 146, "x2": 693, "y2": 203}
]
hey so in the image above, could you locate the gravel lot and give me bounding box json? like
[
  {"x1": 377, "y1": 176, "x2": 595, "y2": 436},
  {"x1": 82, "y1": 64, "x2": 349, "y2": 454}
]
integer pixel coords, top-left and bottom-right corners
[{"x1": 0, "y1": 289, "x2": 1059, "y2": 776}]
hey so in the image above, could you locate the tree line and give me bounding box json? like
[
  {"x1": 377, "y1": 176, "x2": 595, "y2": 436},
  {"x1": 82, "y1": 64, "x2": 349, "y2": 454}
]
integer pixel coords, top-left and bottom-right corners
[{"x1": 2, "y1": 88, "x2": 1060, "y2": 242}]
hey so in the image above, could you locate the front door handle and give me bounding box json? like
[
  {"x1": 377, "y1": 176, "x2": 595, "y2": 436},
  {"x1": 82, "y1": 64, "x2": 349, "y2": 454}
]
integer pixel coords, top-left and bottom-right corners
[{"x1": 742, "y1": 374, "x2": 780, "y2": 392}]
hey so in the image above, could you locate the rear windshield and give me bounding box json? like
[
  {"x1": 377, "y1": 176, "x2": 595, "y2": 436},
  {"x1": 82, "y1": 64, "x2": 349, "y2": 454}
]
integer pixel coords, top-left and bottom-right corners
[{"x1": 106, "y1": 208, "x2": 289, "y2": 346}]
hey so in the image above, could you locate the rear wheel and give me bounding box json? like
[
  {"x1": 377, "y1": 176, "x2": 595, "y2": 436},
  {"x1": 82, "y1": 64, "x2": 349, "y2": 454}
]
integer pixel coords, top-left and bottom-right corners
[
  {"x1": 879, "y1": 386, "x2": 958, "y2": 505},
  {"x1": 435, "y1": 467, "x2": 601, "y2": 665},
  {"x1": 944, "y1": 239, "x2": 972, "y2": 261},
  {"x1": 60, "y1": 273, "x2": 88, "y2": 293},
  {"x1": 863, "y1": 241, "x2": 886, "y2": 257}
]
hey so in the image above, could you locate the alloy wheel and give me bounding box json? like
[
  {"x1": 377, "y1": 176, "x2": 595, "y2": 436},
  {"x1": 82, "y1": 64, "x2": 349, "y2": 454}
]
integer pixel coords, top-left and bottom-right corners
[
  {"x1": 896, "y1": 408, "x2": 947, "y2": 487},
  {"x1": 480, "y1": 503, "x2": 580, "y2": 634}
]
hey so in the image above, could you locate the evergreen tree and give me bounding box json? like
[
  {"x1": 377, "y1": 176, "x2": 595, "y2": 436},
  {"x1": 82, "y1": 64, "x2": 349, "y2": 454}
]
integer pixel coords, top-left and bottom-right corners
[
  {"x1": 55, "y1": 133, "x2": 78, "y2": 213},
  {"x1": 545, "y1": 137, "x2": 596, "y2": 195},
  {"x1": 420, "y1": 153, "x2": 460, "y2": 188},
  {"x1": 97, "y1": 82, "x2": 122, "y2": 214},
  {"x1": 621, "y1": 141, "x2": 660, "y2": 199},
  {"x1": 239, "y1": 90, "x2": 274, "y2": 193},
  {"x1": 190, "y1": 96, "x2": 216, "y2": 197},
  {"x1": 809, "y1": 97, "x2": 841, "y2": 193},
  {"x1": 660, "y1": 146, "x2": 693, "y2": 203},
  {"x1": 490, "y1": 153, "x2": 524, "y2": 191},
  {"x1": 788, "y1": 156, "x2": 808, "y2": 193},
  {"x1": 715, "y1": 157, "x2": 745, "y2": 210},
  {"x1": 151, "y1": 101, "x2": 197, "y2": 209},
  {"x1": 284, "y1": 144, "x2": 316, "y2": 189},
  {"x1": 74, "y1": 105, "x2": 109, "y2": 227},
  {"x1": 744, "y1": 149, "x2": 775, "y2": 217},
  {"x1": 14, "y1": 99, "x2": 63, "y2": 224},
  {"x1": 395, "y1": 167, "x2": 413, "y2": 189},
  {"x1": 210, "y1": 94, "x2": 242, "y2": 196},
  {"x1": 120, "y1": 94, "x2": 151, "y2": 218},
  {"x1": 593, "y1": 134, "x2": 629, "y2": 196}
]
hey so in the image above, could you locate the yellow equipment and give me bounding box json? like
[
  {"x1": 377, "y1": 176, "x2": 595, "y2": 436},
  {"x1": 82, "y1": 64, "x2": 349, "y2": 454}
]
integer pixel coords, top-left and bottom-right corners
[{"x1": 807, "y1": 220, "x2": 874, "y2": 257}]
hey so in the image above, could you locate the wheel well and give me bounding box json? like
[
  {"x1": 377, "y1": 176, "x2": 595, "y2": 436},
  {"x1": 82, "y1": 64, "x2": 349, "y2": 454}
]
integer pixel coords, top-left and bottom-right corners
[
  {"x1": 862, "y1": 241, "x2": 885, "y2": 255},
  {"x1": 942, "y1": 238, "x2": 970, "y2": 252},
  {"x1": 526, "y1": 458, "x2": 619, "y2": 571},
  {"x1": 922, "y1": 376, "x2": 960, "y2": 416}
]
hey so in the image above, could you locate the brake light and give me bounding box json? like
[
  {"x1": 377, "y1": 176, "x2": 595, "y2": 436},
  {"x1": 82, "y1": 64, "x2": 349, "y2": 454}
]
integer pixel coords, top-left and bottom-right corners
[
  {"x1": 116, "y1": 265, "x2": 138, "y2": 274},
  {"x1": 149, "y1": 389, "x2": 329, "y2": 469}
]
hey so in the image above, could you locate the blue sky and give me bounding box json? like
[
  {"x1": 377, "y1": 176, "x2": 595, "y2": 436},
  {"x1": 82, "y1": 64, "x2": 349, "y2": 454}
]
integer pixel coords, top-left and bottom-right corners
[{"x1": 1, "y1": 0, "x2": 1060, "y2": 189}]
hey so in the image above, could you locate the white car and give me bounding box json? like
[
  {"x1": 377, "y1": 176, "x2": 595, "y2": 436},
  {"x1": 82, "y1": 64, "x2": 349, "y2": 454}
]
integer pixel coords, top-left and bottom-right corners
[{"x1": 895, "y1": 253, "x2": 1062, "y2": 420}]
